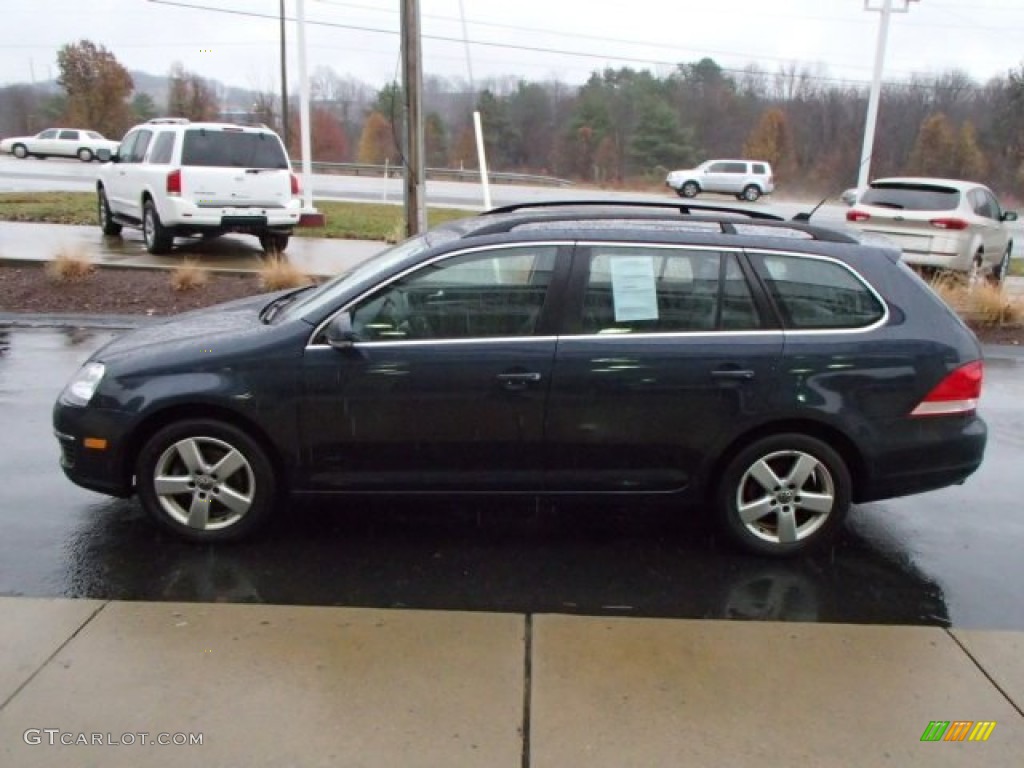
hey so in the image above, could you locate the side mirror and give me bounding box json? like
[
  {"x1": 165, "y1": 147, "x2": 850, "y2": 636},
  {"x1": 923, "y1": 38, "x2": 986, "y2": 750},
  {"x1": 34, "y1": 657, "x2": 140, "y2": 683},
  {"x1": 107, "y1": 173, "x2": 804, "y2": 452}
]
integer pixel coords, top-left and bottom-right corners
[
  {"x1": 1002, "y1": 211, "x2": 1018, "y2": 222},
  {"x1": 325, "y1": 312, "x2": 360, "y2": 349},
  {"x1": 96, "y1": 148, "x2": 112, "y2": 163}
]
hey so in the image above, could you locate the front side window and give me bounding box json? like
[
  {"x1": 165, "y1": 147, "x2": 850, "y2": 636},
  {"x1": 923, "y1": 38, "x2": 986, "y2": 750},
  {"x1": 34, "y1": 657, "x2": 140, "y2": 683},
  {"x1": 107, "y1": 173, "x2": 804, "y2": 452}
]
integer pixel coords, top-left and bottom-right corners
[
  {"x1": 349, "y1": 246, "x2": 558, "y2": 341},
  {"x1": 707, "y1": 162, "x2": 729, "y2": 173},
  {"x1": 38, "y1": 129, "x2": 58, "y2": 139},
  {"x1": 578, "y1": 246, "x2": 761, "y2": 335},
  {"x1": 117, "y1": 131, "x2": 139, "y2": 161},
  {"x1": 753, "y1": 253, "x2": 884, "y2": 329}
]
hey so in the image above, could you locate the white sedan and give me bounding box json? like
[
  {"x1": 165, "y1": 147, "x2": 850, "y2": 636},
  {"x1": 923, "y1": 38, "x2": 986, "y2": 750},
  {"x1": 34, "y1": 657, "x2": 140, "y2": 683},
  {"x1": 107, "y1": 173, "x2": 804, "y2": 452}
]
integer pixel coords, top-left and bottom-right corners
[{"x1": 0, "y1": 128, "x2": 120, "y2": 162}]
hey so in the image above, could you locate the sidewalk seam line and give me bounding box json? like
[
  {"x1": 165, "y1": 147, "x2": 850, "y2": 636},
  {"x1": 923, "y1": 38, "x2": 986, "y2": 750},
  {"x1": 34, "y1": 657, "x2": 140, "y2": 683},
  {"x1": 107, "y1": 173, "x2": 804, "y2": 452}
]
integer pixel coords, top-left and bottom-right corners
[
  {"x1": 521, "y1": 613, "x2": 533, "y2": 768},
  {"x1": 945, "y1": 628, "x2": 1024, "y2": 719},
  {"x1": 0, "y1": 600, "x2": 111, "y2": 713}
]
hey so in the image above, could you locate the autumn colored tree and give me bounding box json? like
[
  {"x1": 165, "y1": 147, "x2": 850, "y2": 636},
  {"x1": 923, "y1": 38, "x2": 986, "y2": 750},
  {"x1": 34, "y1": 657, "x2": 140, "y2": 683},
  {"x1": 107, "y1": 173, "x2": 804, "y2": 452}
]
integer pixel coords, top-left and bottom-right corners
[
  {"x1": 56, "y1": 40, "x2": 134, "y2": 137},
  {"x1": 167, "y1": 63, "x2": 219, "y2": 121},
  {"x1": 953, "y1": 121, "x2": 987, "y2": 180},
  {"x1": 357, "y1": 110, "x2": 395, "y2": 164},
  {"x1": 309, "y1": 108, "x2": 348, "y2": 162},
  {"x1": 906, "y1": 113, "x2": 956, "y2": 177},
  {"x1": 743, "y1": 108, "x2": 795, "y2": 178}
]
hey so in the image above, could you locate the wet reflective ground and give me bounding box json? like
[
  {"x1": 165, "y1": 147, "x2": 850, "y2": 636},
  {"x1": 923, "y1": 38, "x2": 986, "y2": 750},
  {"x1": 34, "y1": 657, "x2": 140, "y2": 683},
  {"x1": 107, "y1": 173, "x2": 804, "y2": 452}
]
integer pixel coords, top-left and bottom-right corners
[{"x1": 1, "y1": 326, "x2": 1022, "y2": 628}]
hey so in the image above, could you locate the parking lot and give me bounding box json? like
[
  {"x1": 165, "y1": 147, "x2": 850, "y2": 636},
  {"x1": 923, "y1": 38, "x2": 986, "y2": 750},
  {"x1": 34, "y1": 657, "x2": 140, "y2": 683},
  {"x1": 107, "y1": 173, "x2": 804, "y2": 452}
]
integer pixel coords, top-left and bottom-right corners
[{"x1": 1, "y1": 325, "x2": 1022, "y2": 629}]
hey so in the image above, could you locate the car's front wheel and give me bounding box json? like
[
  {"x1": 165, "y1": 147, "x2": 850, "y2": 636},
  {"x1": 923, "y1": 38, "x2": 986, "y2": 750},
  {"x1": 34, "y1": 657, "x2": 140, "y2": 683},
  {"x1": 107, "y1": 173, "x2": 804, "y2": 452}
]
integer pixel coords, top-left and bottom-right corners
[
  {"x1": 679, "y1": 181, "x2": 700, "y2": 198},
  {"x1": 97, "y1": 188, "x2": 122, "y2": 236},
  {"x1": 136, "y1": 420, "x2": 277, "y2": 542},
  {"x1": 716, "y1": 433, "x2": 851, "y2": 556},
  {"x1": 12, "y1": 144, "x2": 28, "y2": 159},
  {"x1": 77, "y1": 148, "x2": 93, "y2": 162},
  {"x1": 991, "y1": 245, "x2": 1012, "y2": 285},
  {"x1": 143, "y1": 200, "x2": 174, "y2": 254}
]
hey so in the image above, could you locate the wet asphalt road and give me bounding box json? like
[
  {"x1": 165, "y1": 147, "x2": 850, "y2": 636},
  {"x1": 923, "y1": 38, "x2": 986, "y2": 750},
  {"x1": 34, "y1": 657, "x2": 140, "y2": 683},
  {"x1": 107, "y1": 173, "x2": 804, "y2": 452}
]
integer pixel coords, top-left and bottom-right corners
[{"x1": 1, "y1": 326, "x2": 1022, "y2": 628}]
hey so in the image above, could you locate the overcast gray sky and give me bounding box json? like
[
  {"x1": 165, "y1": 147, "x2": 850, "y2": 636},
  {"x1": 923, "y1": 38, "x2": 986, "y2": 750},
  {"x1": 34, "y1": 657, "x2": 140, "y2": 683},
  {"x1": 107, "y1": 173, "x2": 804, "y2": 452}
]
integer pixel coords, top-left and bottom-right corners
[{"x1": 1, "y1": 0, "x2": 1022, "y2": 92}]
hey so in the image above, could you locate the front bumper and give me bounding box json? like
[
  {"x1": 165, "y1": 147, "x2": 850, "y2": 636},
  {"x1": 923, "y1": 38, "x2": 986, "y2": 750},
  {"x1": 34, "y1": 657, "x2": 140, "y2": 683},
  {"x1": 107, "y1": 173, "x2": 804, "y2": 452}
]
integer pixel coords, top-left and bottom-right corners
[{"x1": 53, "y1": 402, "x2": 136, "y2": 498}]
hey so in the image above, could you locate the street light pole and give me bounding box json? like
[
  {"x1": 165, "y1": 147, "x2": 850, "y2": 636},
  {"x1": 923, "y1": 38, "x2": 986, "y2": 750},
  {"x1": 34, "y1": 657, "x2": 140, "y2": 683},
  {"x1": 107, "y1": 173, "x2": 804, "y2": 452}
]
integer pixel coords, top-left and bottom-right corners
[
  {"x1": 279, "y1": 0, "x2": 289, "y2": 146},
  {"x1": 857, "y1": 0, "x2": 919, "y2": 190}
]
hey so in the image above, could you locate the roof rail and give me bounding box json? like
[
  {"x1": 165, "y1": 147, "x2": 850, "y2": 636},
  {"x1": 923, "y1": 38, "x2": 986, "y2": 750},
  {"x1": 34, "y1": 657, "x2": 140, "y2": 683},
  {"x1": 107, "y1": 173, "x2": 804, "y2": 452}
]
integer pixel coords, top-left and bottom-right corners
[
  {"x1": 481, "y1": 199, "x2": 786, "y2": 222},
  {"x1": 146, "y1": 117, "x2": 190, "y2": 125}
]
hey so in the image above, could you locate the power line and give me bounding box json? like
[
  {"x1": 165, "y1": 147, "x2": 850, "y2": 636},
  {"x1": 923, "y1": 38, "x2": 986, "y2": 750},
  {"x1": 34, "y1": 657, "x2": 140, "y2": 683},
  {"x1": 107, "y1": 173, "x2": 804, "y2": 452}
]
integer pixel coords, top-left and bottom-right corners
[{"x1": 144, "y1": 0, "x2": 1007, "y2": 92}]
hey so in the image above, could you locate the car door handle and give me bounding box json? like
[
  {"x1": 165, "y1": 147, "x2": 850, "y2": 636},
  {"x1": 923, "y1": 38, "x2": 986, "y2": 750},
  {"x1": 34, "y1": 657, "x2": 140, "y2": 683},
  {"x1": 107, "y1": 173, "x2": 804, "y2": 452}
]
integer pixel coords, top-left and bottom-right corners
[
  {"x1": 711, "y1": 369, "x2": 755, "y2": 380},
  {"x1": 497, "y1": 371, "x2": 542, "y2": 390}
]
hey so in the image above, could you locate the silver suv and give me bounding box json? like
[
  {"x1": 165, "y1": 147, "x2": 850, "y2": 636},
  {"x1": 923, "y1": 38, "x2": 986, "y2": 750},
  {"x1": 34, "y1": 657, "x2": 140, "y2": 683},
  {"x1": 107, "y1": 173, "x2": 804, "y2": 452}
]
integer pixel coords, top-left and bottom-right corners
[
  {"x1": 96, "y1": 118, "x2": 302, "y2": 254},
  {"x1": 666, "y1": 159, "x2": 774, "y2": 202}
]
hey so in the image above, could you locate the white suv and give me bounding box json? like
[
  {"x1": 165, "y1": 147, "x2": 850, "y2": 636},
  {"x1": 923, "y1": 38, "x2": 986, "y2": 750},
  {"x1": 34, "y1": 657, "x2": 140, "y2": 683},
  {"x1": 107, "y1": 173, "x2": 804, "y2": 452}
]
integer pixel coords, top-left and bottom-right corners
[
  {"x1": 666, "y1": 159, "x2": 774, "y2": 202},
  {"x1": 97, "y1": 118, "x2": 302, "y2": 254}
]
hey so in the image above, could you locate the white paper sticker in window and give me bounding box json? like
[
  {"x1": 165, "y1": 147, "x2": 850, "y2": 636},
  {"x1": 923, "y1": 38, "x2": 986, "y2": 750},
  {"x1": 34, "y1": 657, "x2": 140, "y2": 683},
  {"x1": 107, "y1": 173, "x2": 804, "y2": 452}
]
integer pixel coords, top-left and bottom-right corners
[{"x1": 610, "y1": 255, "x2": 658, "y2": 322}]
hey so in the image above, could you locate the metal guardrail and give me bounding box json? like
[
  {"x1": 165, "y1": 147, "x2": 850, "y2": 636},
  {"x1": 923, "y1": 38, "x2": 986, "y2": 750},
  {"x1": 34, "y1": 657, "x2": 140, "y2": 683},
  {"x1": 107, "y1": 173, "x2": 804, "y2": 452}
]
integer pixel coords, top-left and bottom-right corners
[{"x1": 291, "y1": 160, "x2": 573, "y2": 188}]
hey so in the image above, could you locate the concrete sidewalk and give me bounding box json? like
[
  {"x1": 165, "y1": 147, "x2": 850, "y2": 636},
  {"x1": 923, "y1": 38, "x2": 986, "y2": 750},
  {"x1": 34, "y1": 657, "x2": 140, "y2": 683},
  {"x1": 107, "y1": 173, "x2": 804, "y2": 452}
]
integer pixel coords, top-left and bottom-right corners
[{"x1": 1, "y1": 597, "x2": 1021, "y2": 767}]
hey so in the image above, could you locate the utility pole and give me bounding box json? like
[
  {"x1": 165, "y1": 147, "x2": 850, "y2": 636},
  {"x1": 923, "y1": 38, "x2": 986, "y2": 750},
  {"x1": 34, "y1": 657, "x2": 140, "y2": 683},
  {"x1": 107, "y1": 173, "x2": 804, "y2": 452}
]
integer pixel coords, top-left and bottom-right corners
[
  {"x1": 857, "y1": 0, "x2": 919, "y2": 190},
  {"x1": 280, "y1": 0, "x2": 289, "y2": 147},
  {"x1": 401, "y1": 0, "x2": 427, "y2": 236}
]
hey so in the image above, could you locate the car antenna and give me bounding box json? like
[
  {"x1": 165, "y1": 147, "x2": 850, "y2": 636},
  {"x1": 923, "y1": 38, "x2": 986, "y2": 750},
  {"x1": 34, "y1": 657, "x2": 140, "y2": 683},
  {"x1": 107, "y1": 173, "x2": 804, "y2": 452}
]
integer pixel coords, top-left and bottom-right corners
[{"x1": 792, "y1": 193, "x2": 833, "y2": 222}]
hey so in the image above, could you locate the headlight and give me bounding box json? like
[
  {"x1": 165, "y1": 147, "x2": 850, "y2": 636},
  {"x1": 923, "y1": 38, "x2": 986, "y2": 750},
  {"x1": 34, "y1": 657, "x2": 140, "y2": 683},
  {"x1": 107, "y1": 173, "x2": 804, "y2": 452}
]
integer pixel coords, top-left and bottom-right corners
[{"x1": 61, "y1": 362, "x2": 106, "y2": 406}]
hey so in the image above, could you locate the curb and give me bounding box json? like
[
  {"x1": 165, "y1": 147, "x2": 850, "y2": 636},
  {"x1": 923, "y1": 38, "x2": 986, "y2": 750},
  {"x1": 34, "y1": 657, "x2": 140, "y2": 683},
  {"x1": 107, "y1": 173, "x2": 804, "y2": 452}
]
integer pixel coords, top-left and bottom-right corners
[{"x1": 0, "y1": 312, "x2": 152, "y2": 329}]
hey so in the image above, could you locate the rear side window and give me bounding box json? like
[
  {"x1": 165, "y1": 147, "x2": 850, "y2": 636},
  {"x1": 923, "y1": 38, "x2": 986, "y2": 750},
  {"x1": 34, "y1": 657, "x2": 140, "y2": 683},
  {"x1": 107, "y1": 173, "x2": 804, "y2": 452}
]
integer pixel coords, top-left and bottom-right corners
[
  {"x1": 148, "y1": 132, "x2": 175, "y2": 164},
  {"x1": 752, "y1": 163, "x2": 767, "y2": 175},
  {"x1": 752, "y1": 253, "x2": 884, "y2": 330},
  {"x1": 860, "y1": 183, "x2": 959, "y2": 212},
  {"x1": 58, "y1": 130, "x2": 78, "y2": 140},
  {"x1": 579, "y1": 246, "x2": 761, "y2": 334},
  {"x1": 181, "y1": 129, "x2": 288, "y2": 169}
]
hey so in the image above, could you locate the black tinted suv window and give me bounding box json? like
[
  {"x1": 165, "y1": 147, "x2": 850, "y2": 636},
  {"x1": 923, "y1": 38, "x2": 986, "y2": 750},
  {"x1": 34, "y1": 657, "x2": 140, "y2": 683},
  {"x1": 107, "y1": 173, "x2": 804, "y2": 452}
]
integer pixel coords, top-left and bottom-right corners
[
  {"x1": 181, "y1": 129, "x2": 288, "y2": 169},
  {"x1": 753, "y1": 253, "x2": 884, "y2": 330},
  {"x1": 860, "y1": 183, "x2": 959, "y2": 211}
]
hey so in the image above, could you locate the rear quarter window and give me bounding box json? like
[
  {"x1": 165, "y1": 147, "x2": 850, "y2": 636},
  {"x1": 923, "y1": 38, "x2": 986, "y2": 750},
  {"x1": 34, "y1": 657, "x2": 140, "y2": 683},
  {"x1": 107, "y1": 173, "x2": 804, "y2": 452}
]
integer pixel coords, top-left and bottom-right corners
[
  {"x1": 752, "y1": 252, "x2": 884, "y2": 330},
  {"x1": 181, "y1": 129, "x2": 288, "y2": 169},
  {"x1": 860, "y1": 184, "x2": 959, "y2": 212}
]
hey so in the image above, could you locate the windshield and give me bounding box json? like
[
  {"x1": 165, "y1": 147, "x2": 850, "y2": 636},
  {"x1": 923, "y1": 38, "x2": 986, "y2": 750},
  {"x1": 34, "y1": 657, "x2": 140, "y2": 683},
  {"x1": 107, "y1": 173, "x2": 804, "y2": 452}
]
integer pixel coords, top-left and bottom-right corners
[
  {"x1": 181, "y1": 129, "x2": 288, "y2": 169},
  {"x1": 277, "y1": 233, "x2": 443, "y2": 321}
]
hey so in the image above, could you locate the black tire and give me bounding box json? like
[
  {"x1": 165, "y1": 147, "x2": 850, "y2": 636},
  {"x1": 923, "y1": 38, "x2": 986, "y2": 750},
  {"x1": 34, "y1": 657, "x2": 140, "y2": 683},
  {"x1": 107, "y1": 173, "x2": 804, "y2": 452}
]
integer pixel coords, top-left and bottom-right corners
[
  {"x1": 990, "y1": 245, "x2": 1011, "y2": 285},
  {"x1": 97, "y1": 188, "x2": 122, "y2": 236},
  {"x1": 716, "y1": 433, "x2": 851, "y2": 557},
  {"x1": 680, "y1": 181, "x2": 700, "y2": 198},
  {"x1": 77, "y1": 147, "x2": 93, "y2": 162},
  {"x1": 12, "y1": 143, "x2": 28, "y2": 159},
  {"x1": 259, "y1": 233, "x2": 291, "y2": 253},
  {"x1": 742, "y1": 185, "x2": 762, "y2": 202},
  {"x1": 142, "y1": 199, "x2": 173, "y2": 254},
  {"x1": 136, "y1": 419, "x2": 277, "y2": 543}
]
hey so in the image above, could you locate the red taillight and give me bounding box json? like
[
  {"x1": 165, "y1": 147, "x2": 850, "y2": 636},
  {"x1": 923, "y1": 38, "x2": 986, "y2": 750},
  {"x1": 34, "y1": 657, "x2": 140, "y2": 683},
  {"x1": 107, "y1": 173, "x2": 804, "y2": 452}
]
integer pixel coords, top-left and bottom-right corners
[
  {"x1": 290, "y1": 173, "x2": 300, "y2": 196},
  {"x1": 166, "y1": 169, "x2": 181, "y2": 196},
  {"x1": 910, "y1": 360, "x2": 983, "y2": 417},
  {"x1": 929, "y1": 217, "x2": 968, "y2": 230},
  {"x1": 846, "y1": 210, "x2": 870, "y2": 222}
]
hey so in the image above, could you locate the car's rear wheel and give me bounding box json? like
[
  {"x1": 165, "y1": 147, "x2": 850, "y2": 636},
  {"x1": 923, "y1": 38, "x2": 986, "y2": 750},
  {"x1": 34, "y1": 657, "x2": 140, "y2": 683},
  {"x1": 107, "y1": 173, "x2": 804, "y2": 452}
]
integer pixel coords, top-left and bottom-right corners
[
  {"x1": 77, "y1": 148, "x2": 93, "y2": 162},
  {"x1": 742, "y1": 185, "x2": 762, "y2": 202},
  {"x1": 680, "y1": 181, "x2": 700, "y2": 198},
  {"x1": 97, "y1": 188, "x2": 122, "y2": 236},
  {"x1": 259, "y1": 233, "x2": 290, "y2": 253},
  {"x1": 716, "y1": 434, "x2": 851, "y2": 557},
  {"x1": 12, "y1": 144, "x2": 28, "y2": 159},
  {"x1": 137, "y1": 420, "x2": 277, "y2": 542},
  {"x1": 990, "y1": 245, "x2": 1012, "y2": 285},
  {"x1": 143, "y1": 200, "x2": 174, "y2": 254}
]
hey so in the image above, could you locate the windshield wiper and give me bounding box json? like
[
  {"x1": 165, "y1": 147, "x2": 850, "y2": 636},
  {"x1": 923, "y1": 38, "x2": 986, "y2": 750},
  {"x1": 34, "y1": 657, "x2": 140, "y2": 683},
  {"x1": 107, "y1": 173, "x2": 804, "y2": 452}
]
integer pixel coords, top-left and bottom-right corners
[{"x1": 260, "y1": 285, "x2": 314, "y2": 324}]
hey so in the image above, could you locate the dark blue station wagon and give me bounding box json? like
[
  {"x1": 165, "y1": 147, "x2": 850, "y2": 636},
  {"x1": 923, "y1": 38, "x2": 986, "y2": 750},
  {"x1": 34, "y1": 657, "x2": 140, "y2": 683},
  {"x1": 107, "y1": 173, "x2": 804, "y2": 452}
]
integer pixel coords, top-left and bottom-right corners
[{"x1": 53, "y1": 202, "x2": 987, "y2": 556}]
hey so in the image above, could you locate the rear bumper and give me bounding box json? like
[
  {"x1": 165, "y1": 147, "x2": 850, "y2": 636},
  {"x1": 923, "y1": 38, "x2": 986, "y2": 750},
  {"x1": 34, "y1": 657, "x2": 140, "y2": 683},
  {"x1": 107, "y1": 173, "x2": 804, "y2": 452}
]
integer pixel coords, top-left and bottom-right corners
[
  {"x1": 856, "y1": 414, "x2": 986, "y2": 503},
  {"x1": 163, "y1": 198, "x2": 302, "y2": 231}
]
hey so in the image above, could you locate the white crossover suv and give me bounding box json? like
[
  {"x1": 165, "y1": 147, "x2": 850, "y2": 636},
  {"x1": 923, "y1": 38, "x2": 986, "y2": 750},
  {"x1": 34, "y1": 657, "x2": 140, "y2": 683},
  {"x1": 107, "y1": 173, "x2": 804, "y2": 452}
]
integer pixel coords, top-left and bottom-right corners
[
  {"x1": 96, "y1": 118, "x2": 302, "y2": 254},
  {"x1": 666, "y1": 159, "x2": 774, "y2": 202}
]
